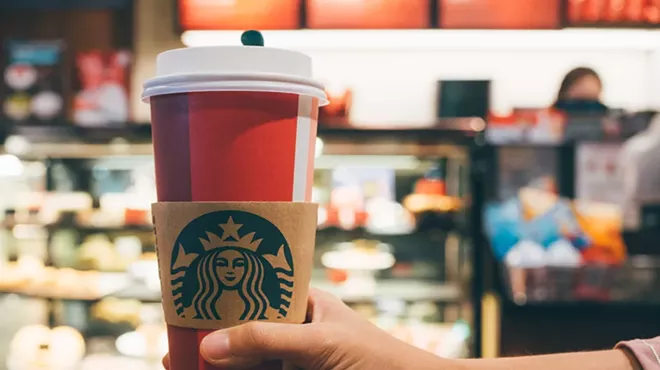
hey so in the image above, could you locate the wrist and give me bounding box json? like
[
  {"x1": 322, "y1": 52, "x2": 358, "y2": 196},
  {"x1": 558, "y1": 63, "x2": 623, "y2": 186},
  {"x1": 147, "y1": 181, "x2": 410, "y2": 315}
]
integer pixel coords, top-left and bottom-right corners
[
  {"x1": 419, "y1": 358, "x2": 467, "y2": 370},
  {"x1": 397, "y1": 349, "x2": 466, "y2": 370},
  {"x1": 452, "y1": 359, "x2": 477, "y2": 370}
]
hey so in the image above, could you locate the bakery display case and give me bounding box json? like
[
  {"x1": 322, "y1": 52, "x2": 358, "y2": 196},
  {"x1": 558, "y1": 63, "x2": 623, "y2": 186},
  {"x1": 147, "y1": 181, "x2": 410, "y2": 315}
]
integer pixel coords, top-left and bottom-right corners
[{"x1": 0, "y1": 121, "x2": 481, "y2": 368}]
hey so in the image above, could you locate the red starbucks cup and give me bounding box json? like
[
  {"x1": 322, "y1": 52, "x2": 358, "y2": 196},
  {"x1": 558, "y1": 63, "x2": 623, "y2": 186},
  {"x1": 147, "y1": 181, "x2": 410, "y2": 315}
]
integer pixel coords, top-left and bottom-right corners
[{"x1": 143, "y1": 38, "x2": 327, "y2": 370}]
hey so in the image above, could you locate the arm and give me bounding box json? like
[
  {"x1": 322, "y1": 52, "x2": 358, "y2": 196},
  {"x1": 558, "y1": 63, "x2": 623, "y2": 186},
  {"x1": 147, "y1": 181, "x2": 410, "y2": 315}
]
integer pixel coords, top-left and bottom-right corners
[
  {"x1": 170, "y1": 289, "x2": 659, "y2": 370},
  {"x1": 458, "y1": 350, "x2": 641, "y2": 370}
]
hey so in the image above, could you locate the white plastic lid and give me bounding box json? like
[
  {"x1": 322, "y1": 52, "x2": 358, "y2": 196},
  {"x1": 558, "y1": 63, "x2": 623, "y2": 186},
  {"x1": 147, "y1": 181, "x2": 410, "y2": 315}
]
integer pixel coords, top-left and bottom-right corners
[{"x1": 142, "y1": 46, "x2": 328, "y2": 105}]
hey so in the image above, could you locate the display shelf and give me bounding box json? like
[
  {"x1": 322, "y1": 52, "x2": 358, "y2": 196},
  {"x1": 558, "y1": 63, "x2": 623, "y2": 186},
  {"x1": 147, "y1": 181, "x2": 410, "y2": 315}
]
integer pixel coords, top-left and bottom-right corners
[
  {"x1": 0, "y1": 289, "x2": 108, "y2": 302},
  {"x1": 0, "y1": 272, "x2": 131, "y2": 302},
  {"x1": 1, "y1": 142, "x2": 153, "y2": 159},
  {"x1": 44, "y1": 221, "x2": 449, "y2": 236},
  {"x1": 42, "y1": 222, "x2": 456, "y2": 238},
  {"x1": 318, "y1": 119, "x2": 484, "y2": 138},
  {"x1": 42, "y1": 211, "x2": 464, "y2": 237},
  {"x1": 317, "y1": 212, "x2": 464, "y2": 238},
  {"x1": 108, "y1": 283, "x2": 160, "y2": 303},
  {"x1": 1, "y1": 120, "x2": 479, "y2": 159},
  {"x1": 313, "y1": 279, "x2": 462, "y2": 304},
  {"x1": 2, "y1": 119, "x2": 480, "y2": 142},
  {"x1": 45, "y1": 223, "x2": 154, "y2": 234},
  {"x1": 0, "y1": 123, "x2": 476, "y2": 362},
  {"x1": 486, "y1": 112, "x2": 655, "y2": 145},
  {"x1": 110, "y1": 279, "x2": 462, "y2": 304},
  {"x1": 501, "y1": 298, "x2": 660, "y2": 309},
  {"x1": 498, "y1": 262, "x2": 660, "y2": 307},
  {"x1": 0, "y1": 122, "x2": 153, "y2": 159},
  {"x1": 318, "y1": 121, "x2": 480, "y2": 159},
  {"x1": 1, "y1": 275, "x2": 461, "y2": 305},
  {"x1": 5, "y1": 124, "x2": 152, "y2": 144}
]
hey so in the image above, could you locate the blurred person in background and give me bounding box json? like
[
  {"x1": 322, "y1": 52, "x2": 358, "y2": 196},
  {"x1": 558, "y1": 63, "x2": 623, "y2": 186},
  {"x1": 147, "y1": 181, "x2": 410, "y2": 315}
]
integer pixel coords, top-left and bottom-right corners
[
  {"x1": 164, "y1": 289, "x2": 659, "y2": 370},
  {"x1": 552, "y1": 67, "x2": 609, "y2": 115}
]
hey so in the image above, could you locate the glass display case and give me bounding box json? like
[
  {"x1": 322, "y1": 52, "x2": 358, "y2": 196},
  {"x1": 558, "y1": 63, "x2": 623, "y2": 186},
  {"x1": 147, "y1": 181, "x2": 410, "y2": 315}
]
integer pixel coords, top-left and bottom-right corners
[{"x1": 0, "y1": 122, "x2": 480, "y2": 369}]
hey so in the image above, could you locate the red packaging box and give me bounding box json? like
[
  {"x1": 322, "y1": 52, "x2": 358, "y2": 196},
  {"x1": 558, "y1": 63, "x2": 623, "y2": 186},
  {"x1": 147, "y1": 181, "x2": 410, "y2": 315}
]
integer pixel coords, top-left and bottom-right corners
[
  {"x1": 178, "y1": 0, "x2": 300, "y2": 30},
  {"x1": 307, "y1": 0, "x2": 429, "y2": 29},
  {"x1": 440, "y1": 0, "x2": 560, "y2": 29}
]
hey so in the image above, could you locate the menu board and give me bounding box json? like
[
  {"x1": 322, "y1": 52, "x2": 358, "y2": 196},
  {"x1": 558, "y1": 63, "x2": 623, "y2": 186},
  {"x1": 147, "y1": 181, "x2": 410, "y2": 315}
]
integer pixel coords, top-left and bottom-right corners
[
  {"x1": 178, "y1": 0, "x2": 300, "y2": 30},
  {"x1": 440, "y1": 0, "x2": 560, "y2": 29},
  {"x1": 307, "y1": 0, "x2": 429, "y2": 29}
]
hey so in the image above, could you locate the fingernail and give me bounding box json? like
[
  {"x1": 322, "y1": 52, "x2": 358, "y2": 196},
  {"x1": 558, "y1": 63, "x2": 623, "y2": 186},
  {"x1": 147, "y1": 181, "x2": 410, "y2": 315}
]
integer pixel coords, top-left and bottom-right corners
[{"x1": 201, "y1": 332, "x2": 230, "y2": 360}]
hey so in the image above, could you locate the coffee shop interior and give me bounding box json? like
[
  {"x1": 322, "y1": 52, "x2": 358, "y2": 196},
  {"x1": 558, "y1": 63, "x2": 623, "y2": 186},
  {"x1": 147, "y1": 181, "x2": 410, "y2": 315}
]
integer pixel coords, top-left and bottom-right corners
[{"x1": 2, "y1": 0, "x2": 660, "y2": 369}]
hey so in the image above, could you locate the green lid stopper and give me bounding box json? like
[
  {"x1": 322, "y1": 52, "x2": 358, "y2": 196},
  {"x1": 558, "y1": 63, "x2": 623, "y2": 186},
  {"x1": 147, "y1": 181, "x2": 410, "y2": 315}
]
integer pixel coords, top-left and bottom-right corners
[{"x1": 241, "y1": 30, "x2": 265, "y2": 47}]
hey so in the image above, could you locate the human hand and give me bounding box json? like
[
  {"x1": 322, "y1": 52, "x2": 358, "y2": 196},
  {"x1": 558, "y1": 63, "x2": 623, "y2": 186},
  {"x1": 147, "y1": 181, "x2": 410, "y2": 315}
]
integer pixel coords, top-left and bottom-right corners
[{"x1": 163, "y1": 288, "x2": 458, "y2": 370}]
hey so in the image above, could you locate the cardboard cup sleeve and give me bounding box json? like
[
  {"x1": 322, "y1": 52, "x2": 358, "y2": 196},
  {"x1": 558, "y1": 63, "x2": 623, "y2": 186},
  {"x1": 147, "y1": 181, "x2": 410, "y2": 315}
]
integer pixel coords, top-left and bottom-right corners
[{"x1": 152, "y1": 202, "x2": 317, "y2": 330}]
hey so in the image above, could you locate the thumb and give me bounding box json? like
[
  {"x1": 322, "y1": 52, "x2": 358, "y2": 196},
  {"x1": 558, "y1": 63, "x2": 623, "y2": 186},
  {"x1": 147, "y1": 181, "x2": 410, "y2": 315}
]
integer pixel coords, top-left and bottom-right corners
[{"x1": 201, "y1": 322, "x2": 323, "y2": 366}]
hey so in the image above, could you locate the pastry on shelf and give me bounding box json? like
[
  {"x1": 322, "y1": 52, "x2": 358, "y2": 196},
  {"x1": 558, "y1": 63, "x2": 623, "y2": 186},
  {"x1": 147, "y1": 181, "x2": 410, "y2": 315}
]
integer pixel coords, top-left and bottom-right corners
[
  {"x1": 403, "y1": 194, "x2": 462, "y2": 213},
  {"x1": 0, "y1": 264, "x2": 29, "y2": 291},
  {"x1": 365, "y1": 198, "x2": 416, "y2": 235},
  {"x1": 321, "y1": 239, "x2": 395, "y2": 296},
  {"x1": 115, "y1": 323, "x2": 168, "y2": 359},
  {"x1": 22, "y1": 266, "x2": 58, "y2": 295},
  {"x1": 91, "y1": 297, "x2": 143, "y2": 326},
  {"x1": 0, "y1": 266, "x2": 26, "y2": 291},
  {"x1": 403, "y1": 164, "x2": 462, "y2": 214},
  {"x1": 322, "y1": 239, "x2": 395, "y2": 271},
  {"x1": 0, "y1": 256, "x2": 47, "y2": 292},
  {"x1": 22, "y1": 268, "x2": 113, "y2": 300},
  {"x1": 324, "y1": 186, "x2": 368, "y2": 230},
  {"x1": 76, "y1": 209, "x2": 125, "y2": 229},
  {"x1": 77, "y1": 234, "x2": 124, "y2": 271},
  {"x1": 54, "y1": 269, "x2": 104, "y2": 299},
  {"x1": 7, "y1": 325, "x2": 85, "y2": 370}
]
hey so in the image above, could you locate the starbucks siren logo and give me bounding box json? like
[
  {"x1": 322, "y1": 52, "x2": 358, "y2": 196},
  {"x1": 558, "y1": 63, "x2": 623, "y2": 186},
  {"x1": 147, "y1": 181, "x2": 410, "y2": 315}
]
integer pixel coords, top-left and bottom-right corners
[{"x1": 170, "y1": 211, "x2": 294, "y2": 321}]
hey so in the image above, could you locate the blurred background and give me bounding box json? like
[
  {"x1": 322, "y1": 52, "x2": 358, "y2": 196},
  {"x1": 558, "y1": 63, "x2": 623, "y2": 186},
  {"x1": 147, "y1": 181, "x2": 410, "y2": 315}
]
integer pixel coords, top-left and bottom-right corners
[{"x1": 1, "y1": 0, "x2": 660, "y2": 369}]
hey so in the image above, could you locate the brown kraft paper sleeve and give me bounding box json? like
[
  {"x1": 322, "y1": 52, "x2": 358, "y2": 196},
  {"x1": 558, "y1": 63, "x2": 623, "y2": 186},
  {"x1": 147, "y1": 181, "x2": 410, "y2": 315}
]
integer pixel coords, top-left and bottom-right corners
[{"x1": 152, "y1": 202, "x2": 317, "y2": 330}]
